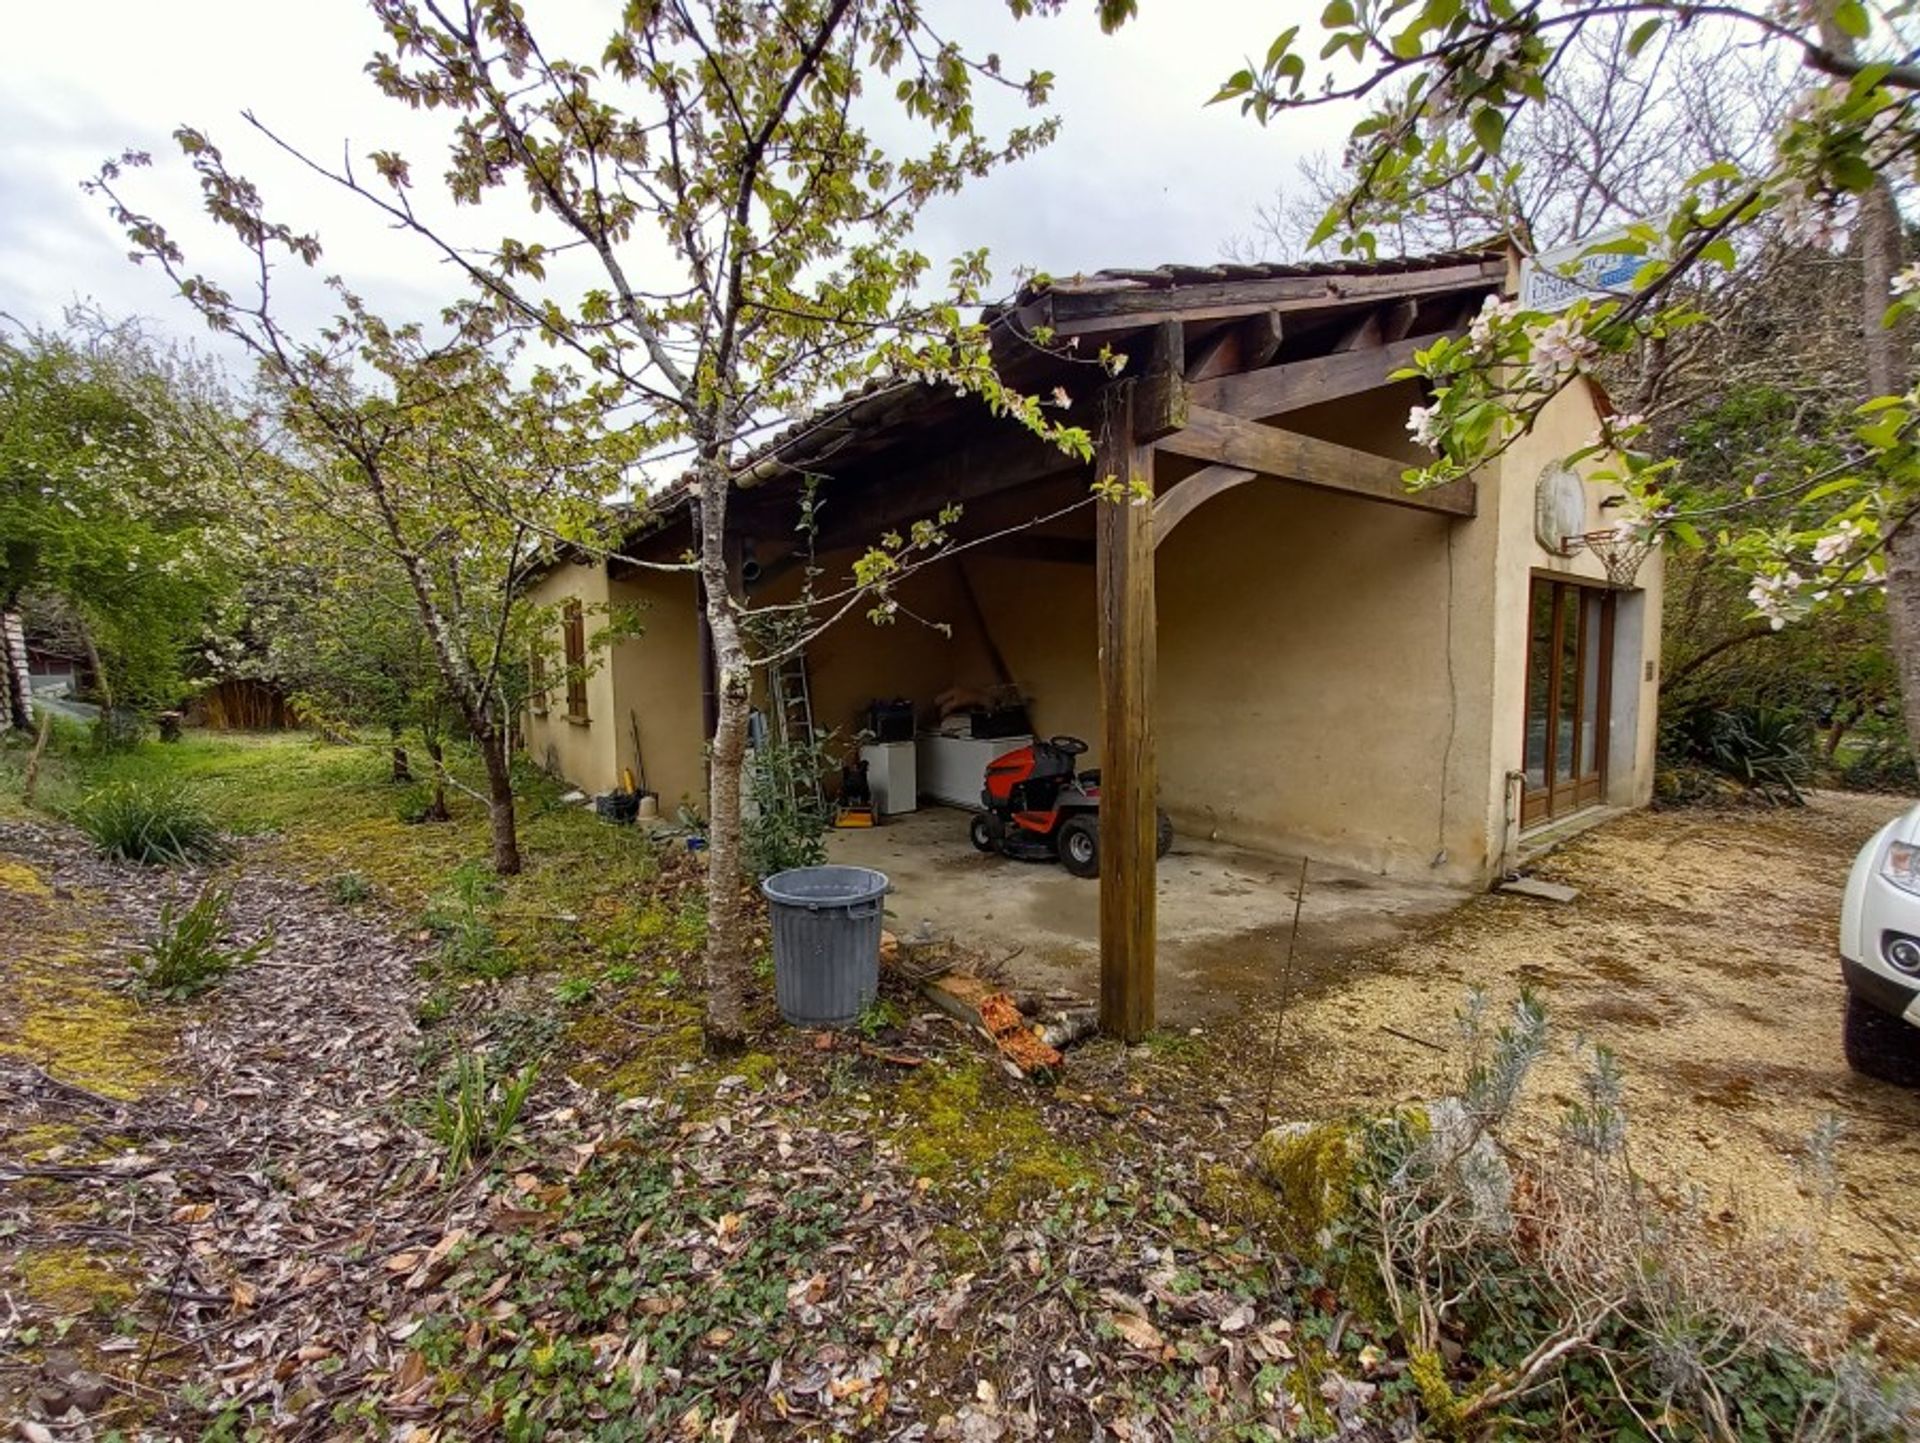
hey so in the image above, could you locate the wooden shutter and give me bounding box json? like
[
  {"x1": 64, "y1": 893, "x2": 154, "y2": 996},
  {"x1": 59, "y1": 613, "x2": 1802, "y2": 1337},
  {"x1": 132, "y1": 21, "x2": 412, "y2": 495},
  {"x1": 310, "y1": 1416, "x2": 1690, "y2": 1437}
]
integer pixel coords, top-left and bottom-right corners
[{"x1": 563, "y1": 601, "x2": 588, "y2": 720}]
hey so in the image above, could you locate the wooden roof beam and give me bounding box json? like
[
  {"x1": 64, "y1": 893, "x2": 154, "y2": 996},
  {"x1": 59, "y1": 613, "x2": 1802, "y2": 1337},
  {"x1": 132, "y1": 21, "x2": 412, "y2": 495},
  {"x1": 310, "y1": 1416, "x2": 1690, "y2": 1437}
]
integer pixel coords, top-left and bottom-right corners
[
  {"x1": 1034, "y1": 259, "x2": 1505, "y2": 337},
  {"x1": 1153, "y1": 407, "x2": 1476, "y2": 517},
  {"x1": 1187, "y1": 328, "x2": 1462, "y2": 421}
]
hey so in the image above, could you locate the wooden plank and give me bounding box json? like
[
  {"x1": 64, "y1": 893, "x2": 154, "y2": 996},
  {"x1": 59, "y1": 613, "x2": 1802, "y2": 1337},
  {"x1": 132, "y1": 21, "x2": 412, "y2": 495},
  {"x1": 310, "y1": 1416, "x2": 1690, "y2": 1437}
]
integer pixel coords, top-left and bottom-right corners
[
  {"x1": 1333, "y1": 309, "x2": 1383, "y2": 352},
  {"x1": 1039, "y1": 260, "x2": 1505, "y2": 336},
  {"x1": 1188, "y1": 331, "x2": 1458, "y2": 420},
  {"x1": 1382, "y1": 297, "x2": 1420, "y2": 342},
  {"x1": 1183, "y1": 326, "x2": 1242, "y2": 382},
  {"x1": 1133, "y1": 320, "x2": 1187, "y2": 441},
  {"x1": 1151, "y1": 465, "x2": 1258, "y2": 546},
  {"x1": 1243, "y1": 310, "x2": 1285, "y2": 369},
  {"x1": 782, "y1": 423, "x2": 1086, "y2": 555},
  {"x1": 1095, "y1": 380, "x2": 1157, "y2": 1043},
  {"x1": 1154, "y1": 407, "x2": 1476, "y2": 516}
]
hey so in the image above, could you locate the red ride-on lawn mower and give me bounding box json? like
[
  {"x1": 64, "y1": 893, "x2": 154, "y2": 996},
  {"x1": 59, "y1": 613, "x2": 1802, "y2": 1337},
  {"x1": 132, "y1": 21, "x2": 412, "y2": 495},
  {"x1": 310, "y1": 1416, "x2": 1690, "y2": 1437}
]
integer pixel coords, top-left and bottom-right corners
[{"x1": 969, "y1": 735, "x2": 1173, "y2": 878}]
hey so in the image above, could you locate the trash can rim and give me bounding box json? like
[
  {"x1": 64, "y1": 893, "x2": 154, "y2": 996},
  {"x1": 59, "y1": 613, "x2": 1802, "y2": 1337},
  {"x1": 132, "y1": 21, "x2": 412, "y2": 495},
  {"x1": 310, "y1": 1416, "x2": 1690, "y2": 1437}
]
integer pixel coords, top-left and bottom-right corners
[{"x1": 760, "y1": 864, "x2": 891, "y2": 910}]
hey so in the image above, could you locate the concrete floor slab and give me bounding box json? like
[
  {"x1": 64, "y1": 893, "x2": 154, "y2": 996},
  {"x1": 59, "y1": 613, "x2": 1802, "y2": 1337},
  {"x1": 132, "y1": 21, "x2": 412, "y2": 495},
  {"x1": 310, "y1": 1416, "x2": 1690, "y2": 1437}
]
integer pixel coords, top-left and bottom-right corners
[{"x1": 827, "y1": 806, "x2": 1469, "y2": 1024}]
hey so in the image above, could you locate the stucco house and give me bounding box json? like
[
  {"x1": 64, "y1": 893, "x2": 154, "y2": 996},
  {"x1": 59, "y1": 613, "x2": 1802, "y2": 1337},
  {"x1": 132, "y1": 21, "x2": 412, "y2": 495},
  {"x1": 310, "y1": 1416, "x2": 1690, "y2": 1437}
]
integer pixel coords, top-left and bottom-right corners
[{"x1": 524, "y1": 246, "x2": 1661, "y2": 1031}]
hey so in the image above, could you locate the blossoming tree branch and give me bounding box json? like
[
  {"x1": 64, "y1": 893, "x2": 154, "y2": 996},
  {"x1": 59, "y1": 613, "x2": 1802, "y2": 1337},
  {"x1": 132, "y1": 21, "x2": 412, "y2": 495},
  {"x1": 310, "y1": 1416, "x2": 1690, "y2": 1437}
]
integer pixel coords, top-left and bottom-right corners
[{"x1": 1220, "y1": 0, "x2": 1920, "y2": 756}]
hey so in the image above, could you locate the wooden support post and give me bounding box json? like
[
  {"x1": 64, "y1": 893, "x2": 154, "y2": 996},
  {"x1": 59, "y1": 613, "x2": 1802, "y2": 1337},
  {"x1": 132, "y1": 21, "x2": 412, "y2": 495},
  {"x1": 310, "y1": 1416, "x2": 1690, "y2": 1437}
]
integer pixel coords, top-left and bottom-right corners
[{"x1": 1095, "y1": 379, "x2": 1157, "y2": 1043}]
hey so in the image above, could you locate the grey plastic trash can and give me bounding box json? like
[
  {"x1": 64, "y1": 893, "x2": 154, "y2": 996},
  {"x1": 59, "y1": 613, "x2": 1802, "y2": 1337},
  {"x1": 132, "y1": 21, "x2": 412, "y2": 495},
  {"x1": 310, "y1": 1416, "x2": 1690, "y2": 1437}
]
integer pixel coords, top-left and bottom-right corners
[{"x1": 761, "y1": 865, "x2": 889, "y2": 1027}]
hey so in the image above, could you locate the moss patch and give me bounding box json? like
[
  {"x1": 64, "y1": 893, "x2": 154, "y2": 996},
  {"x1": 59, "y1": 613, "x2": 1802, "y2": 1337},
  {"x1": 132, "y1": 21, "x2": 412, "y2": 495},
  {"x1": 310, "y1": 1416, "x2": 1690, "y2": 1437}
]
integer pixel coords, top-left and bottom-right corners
[
  {"x1": 0, "y1": 858, "x2": 51, "y2": 898},
  {"x1": 1, "y1": 949, "x2": 177, "y2": 1101},
  {"x1": 889, "y1": 1059, "x2": 1094, "y2": 1224},
  {"x1": 12, "y1": 1243, "x2": 139, "y2": 1316},
  {"x1": 1250, "y1": 1118, "x2": 1364, "y2": 1256}
]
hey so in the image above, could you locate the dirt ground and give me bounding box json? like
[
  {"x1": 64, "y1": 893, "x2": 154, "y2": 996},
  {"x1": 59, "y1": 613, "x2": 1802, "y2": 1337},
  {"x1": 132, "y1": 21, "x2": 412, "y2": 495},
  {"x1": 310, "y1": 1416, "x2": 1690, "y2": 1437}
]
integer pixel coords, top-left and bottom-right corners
[
  {"x1": 829, "y1": 806, "x2": 1467, "y2": 1019},
  {"x1": 838, "y1": 794, "x2": 1920, "y2": 1359},
  {"x1": 1202, "y1": 792, "x2": 1920, "y2": 1361}
]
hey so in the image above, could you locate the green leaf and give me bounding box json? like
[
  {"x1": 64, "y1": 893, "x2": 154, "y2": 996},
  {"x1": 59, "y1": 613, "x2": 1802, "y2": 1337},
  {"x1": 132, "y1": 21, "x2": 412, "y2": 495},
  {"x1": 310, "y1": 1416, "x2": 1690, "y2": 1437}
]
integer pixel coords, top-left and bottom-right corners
[
  {"x1": 1698, "y1": 238, "x2": 1737, "y2": 271},
  {"x1": 1320, "y1": 0, "x2": 1354, "y2": 24},
  {"x1": 1265, "y1": 26, "x2": 1299, "y2": 71},
  {"x1": 1831, "y1": 154, "x2": 1876, "y2": 193},
  {"x1": 1626, "y1": 17, "x2": 1662, "y2": 57},
  {"x1": 1804, "y1": 478, "x2": 1861, "y2": 504},
  {"x1": 1833, "y1": 0, "x2": 1869, "y2": 39},
  {"x1": 1471, "y1": 106, "x2": 1506, "y2": 156},
  {"x1": 1668, "y1": 520, "x2": 1702, "y2": 550}
]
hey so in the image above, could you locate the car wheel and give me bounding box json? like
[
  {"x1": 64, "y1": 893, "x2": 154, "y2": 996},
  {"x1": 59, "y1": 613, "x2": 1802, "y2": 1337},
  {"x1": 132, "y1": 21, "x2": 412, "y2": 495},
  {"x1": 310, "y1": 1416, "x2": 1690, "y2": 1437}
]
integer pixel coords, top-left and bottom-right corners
[
  {"x1": 1057, "y1": 815, "x2": 1100, "y2": 878},
  {"x1": 1156, "y1": 809, "x2": 1173, "y2": 859},
  {"x1": 969, "y1": 814, "x2": 997, "y2": 854},
  {"x1": 1843, "y1": 990, "x2": 1920, "y2": 1087}
]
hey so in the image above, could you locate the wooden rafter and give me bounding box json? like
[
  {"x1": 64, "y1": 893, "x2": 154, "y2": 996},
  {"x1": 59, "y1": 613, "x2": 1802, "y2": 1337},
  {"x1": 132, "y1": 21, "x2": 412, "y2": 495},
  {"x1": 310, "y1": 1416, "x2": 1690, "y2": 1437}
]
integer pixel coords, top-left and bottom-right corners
[
  {"x1": 1187, "y1": 329, "x2": 1462, "y2": 421},
  {"x1": 1151, "y1": 465, "x2": 1258, "y2": 545},
  {"x1": 1154, "y1": 407, "x2": 1476, "y2": 517}
]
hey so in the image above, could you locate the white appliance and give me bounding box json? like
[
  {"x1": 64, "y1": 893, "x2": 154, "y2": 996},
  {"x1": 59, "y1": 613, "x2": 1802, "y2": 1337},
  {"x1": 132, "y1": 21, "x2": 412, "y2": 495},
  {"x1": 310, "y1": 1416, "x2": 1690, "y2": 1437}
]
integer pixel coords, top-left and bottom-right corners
[
  {"x1": 858, "y1": 740, "x2": 917, "y2": 816},
  {"x1": 916, "y1": 732, "x2": 1032, "y2": 809}
]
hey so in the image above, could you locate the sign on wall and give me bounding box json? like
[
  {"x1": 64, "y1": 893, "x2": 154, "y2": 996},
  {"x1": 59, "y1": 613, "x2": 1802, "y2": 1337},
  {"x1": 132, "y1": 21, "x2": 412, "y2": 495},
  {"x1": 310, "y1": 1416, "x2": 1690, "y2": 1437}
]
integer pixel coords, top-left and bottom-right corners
[{"x1": 1518, "y1": 230, "x2": 1645, "y2": 313}]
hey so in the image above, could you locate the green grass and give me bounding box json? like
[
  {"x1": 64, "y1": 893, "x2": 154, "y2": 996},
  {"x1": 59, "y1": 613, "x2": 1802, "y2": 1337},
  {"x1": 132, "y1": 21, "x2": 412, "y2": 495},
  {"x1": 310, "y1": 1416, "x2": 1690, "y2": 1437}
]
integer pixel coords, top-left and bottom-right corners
[{"x1": 2, "y1": 730, "x2": 664, "y2": 980}]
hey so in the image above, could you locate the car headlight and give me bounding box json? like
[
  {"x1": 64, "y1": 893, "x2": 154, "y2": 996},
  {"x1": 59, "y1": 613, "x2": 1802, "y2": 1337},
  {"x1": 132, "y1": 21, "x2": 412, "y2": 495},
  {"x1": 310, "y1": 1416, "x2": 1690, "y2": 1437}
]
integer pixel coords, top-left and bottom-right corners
[{"x1": 1882, "y1": 840, "x2": 1920, "y2": 895}]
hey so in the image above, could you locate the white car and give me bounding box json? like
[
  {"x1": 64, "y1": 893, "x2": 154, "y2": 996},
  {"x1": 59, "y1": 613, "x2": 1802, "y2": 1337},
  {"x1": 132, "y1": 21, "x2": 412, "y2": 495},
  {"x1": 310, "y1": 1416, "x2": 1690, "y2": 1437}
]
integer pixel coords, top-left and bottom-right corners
[{"x1": 1840, "y1": 804, "x2": 1920, "y2": 1085}]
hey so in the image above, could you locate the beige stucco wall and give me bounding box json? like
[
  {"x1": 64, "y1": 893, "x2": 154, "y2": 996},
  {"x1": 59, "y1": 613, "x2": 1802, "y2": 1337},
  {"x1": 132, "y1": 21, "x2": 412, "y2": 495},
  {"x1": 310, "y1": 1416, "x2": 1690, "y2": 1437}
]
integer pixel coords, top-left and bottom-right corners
[
  {"x1": 522, "y1": 560, "x2": 618, "y2": 795},
  {"x1": 526, "y1": 373, "x2": 1664, "y2": 888},
  {"x1": 521, "y1": 560, "x2": 709, "y2": 809},
  {"x1": 608, "y1": 566, "x2": 708, "y2": 814},
  {"x1": 1484, "y1": 381, "x2": 1665, "y2": 853}
]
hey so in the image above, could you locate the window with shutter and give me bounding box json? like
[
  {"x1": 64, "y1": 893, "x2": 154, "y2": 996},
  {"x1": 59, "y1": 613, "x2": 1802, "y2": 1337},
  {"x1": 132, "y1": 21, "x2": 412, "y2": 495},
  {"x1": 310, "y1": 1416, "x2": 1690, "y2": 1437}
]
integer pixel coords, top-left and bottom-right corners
[{"x1": 563, "y1": 601, "x2": 588, "y2": 721}]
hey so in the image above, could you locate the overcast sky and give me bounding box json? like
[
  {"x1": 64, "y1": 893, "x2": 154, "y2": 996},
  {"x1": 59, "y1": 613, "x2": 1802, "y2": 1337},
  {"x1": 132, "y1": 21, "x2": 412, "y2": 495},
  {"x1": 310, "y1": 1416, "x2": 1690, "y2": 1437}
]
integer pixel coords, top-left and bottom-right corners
[{"x1": 0, "y1": 2, "x2": 1331, "y2": 371}]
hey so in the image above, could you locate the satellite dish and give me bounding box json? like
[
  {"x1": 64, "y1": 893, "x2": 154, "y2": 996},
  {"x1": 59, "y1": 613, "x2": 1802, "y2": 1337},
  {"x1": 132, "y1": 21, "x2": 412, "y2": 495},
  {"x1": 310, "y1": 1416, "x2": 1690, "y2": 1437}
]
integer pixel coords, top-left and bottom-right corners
[{"x1": 1534, "y1": 463, "x2": 1586, "y2": 553}]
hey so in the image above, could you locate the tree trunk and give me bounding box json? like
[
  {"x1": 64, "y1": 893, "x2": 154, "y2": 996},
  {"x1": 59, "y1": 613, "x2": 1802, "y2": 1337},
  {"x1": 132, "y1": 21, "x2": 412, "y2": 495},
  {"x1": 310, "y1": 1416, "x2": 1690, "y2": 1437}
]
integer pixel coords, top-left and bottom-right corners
[
  {"x1": 1824, "y1": 18, "x2": 1920, "y2": 776},
  {"x1": 422, "y1": 734, "x2": 451, "y2": 823},
  {"x1": 697, "y1": 462, "x2": 751, "y2": 1053},
  {"x1": 1861, "y1": 176, "x2": 1920, "y2": 772},
  {"x1": 390, "y1": 721, "x2": 412, "y2": 783},
  {"x1": 477, "y1": 727, "x2": 522, "y2": 875}
]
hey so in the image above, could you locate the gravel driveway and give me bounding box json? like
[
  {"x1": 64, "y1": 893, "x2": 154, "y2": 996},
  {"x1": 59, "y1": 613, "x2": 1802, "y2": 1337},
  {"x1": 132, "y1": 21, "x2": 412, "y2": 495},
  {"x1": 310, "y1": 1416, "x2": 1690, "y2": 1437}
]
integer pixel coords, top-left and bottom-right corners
[{"x1": 1221, "y1": 792, "x2": 1920, "y2": 1362}]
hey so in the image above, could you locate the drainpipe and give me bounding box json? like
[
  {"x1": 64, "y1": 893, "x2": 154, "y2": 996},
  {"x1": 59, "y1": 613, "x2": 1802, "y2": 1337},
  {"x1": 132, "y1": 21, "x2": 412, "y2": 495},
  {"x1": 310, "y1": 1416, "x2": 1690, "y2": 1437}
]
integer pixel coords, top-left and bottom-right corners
[{"x1": 1499, "y1": 770, "x2": 1527, "y2": 881}]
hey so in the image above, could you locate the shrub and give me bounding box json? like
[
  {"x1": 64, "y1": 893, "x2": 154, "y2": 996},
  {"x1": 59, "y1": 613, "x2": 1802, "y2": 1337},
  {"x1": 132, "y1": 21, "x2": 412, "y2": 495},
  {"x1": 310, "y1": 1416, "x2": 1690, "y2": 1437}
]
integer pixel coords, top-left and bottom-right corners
[
  {"x1": 1300, "y1": 992, "x2": 1920, "y2": 1439},
  {"x1": 89, "y1": 706, "x2": 148, "y2": 753},
  {"x1": 327, "y1": 871, "x2": 373, "y2": 905},
  {"x1": 73, "y1": 781, "x2": 224, "y2": 865},
  {"x1": 430, "y1": 1052, "x2": 538, "y2": 1175},
  {"x1": 1837, "y1": 735, "x2": 1917, "y2": 794},
  {"x1": 1661, "y1": 703, "x2": 1813, "y2": 803},
  {"x1": 132, "y1": 883, "x2": 272, "y2": 999},
  {"x1": 742, "y1": 734, "x2": 834, "y2": 878}
]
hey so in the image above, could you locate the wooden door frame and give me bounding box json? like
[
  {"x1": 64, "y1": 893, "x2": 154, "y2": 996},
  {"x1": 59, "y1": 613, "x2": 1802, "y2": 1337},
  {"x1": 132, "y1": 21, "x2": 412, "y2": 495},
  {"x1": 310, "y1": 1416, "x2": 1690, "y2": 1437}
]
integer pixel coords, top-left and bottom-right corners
[{"x1": 1521, "y1": 572, "x2": 1615, "y2": 830}]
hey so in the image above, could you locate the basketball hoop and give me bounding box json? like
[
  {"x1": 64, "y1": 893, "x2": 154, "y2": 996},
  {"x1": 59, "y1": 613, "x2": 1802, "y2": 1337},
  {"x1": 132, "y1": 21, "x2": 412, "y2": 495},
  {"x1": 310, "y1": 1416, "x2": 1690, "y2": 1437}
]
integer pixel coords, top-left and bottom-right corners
[{"x1": 1561, "y1": 528, "x2": 1654, "y2": 588}]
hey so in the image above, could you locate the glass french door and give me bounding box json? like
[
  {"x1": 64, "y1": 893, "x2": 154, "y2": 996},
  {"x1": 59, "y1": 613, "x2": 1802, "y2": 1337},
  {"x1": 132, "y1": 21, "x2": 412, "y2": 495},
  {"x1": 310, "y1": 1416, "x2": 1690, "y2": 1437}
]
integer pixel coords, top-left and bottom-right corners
[{"x1": 1522, "y1": 577, "x2": 1613, "y2": 828}]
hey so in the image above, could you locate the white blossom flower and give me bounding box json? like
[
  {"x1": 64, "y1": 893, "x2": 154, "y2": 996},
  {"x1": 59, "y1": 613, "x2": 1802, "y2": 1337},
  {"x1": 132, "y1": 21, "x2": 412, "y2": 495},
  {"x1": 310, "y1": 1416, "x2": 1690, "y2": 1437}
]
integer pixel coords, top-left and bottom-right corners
[
  {"x1": 1406, "y1": 404, "x2": 1440, "y2": 449},
  {"x1": 1469, "y1": 294, "x2": 1517, "y2": 350},
  {"x1": 1811, "y1": 518, "x2": 1866, "y2": 565},
  {"x1": 1524, "y1": 314, "x2": 1596, "y2": 385},
  {"x1": 1892, "y1": 263, "x2": 1920, "y2": 298},
  {"x1": 1747, "y1": 569, "x2": 1804, "y2": 630}
]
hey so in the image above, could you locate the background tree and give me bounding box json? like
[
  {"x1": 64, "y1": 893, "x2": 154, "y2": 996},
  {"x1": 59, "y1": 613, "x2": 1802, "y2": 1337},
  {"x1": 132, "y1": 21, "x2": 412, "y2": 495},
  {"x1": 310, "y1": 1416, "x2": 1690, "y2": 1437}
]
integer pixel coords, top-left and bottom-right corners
[
  {"x1": 0, "y1": 311, "x2": 245, "y2": 721},
  {"x1": 90, "y1": 147, "x2": 631, "y2": 873},
  {"x1": 1220, "y1": 1, "x2": 1920, "y2": 771},
  {"x1": 1230, "y1": 15, "x2": 1793, "y2": 263},
  {"x1": 205, "y1": 0, "x2": 1128, "y2": 1048}
]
